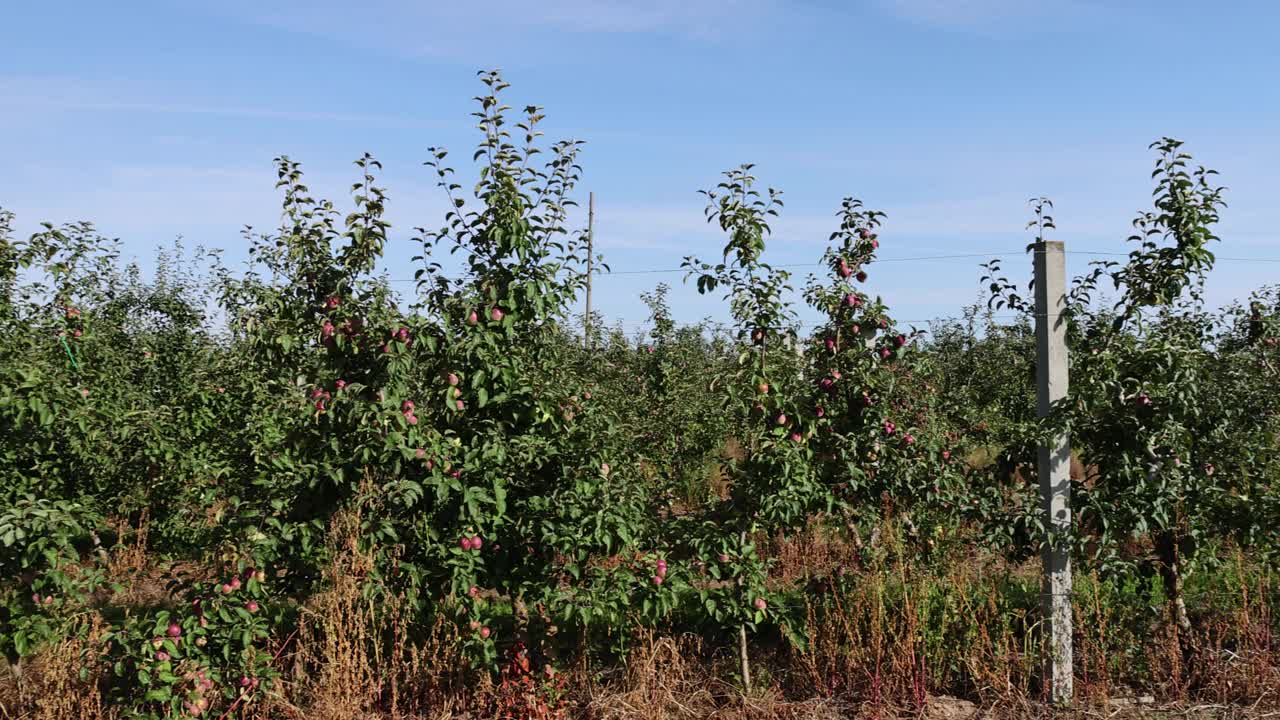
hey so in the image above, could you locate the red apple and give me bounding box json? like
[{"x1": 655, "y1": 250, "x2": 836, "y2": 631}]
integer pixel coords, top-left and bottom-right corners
[
  {"x1": 490, "y1": 307, "x2": 505, "y2": 322},
  {"x1": 447, "y1": 373, "x2": 460, "y2": 386}
]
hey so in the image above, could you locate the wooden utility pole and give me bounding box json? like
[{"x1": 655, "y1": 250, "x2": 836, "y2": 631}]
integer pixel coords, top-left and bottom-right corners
[
  {"x1": 585, "y1": 192, "x2": 594, "y2": 347},
  {"x1": 1034, "y1": 240, "x2": 1073, "y2": 705}
]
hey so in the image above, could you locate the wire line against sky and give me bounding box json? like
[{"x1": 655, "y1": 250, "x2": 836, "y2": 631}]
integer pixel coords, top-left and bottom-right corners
[
  {"x1": 380, "y1": 248, "x2": 1280, "y2": 283},
  {"x1": 600, "y1": 313, "x2": 1026, "y2": 328}
]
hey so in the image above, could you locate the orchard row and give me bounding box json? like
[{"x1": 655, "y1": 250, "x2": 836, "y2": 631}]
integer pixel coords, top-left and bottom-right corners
[{"x1": 2, "y1": 73, "x2": 1277, "y2": 716}]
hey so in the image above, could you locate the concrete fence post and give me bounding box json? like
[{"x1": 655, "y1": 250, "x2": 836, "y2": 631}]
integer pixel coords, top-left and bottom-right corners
[
  {"x1": 585, "y1": 191, "x2": 595, "y2": 347},
  {"x1": 1034, "y1": 240, "x2": 1073, "y2": 705}
]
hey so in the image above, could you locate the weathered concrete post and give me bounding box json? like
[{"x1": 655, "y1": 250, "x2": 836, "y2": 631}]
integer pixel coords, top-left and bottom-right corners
[
  {"x1": 1034, "y1": 240, "x2": 1073, "y2": 704},
  {"x1": 585, "y1": 191, "x2": 595, "y2": 347}
]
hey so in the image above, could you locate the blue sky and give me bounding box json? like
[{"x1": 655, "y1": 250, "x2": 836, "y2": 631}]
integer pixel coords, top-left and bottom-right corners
[{"x1": 2, "y1": 1, "x2": 1278, "y2": 334}]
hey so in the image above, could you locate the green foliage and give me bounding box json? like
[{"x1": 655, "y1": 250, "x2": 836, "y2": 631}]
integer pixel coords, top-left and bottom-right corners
[
  {"x1": 1, "y1": 74, "x2": 1277, "y2": 713},
  {"x1": 982, "y1": 140, "x2": 1280, "y2": 632}
]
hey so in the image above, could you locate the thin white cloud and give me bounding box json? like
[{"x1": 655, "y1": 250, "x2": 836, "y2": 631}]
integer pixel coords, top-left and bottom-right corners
[
  {"x1": 4, "y1": 162, "x2": 448, "y2": 263},
  {"x1": 575, "y1": 201, "x2": 839, "y2": 253},
  {"x1": 0, "y1": 76, "x2": 433, "y2": 128},
  {"x1": 204, "y1": 0, "x2": 778, "y2": 59},
  {"x1": 446, "y1": 0, "x2": 771, "y2": 35},
  {"x1": 878, "y1": 0, "x2": 1092, "y2": 29}
]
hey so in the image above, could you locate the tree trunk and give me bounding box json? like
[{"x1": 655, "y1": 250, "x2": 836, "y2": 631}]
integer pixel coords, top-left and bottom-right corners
[
  {"x1": 738, "y1": 529, "x2": 751, "y2": 690},
  {"x1": 1155, "y1": 530, "x2": 1192, "y2": 637},
  {"x1": 1146, "y1": 450, "x2": 1192, "y2": 640}
]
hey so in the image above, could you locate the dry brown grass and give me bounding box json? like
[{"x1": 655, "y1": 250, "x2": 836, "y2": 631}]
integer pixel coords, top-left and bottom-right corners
[
  {"x1": 767, "y1": 516, "x2": 862, "y2": 587},
  {"x1": 2, "y1": 505, "x2": 1277, "y2": 719},
  {"x1": 2, "y1": 616, "x2": 114, "y2": 720},
  {"x1": 274, "y1": 499, "x2": 468, "y2": 720},
  {"x1": 584, "y1": 633, "x2": 845, "y2": 720}
]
